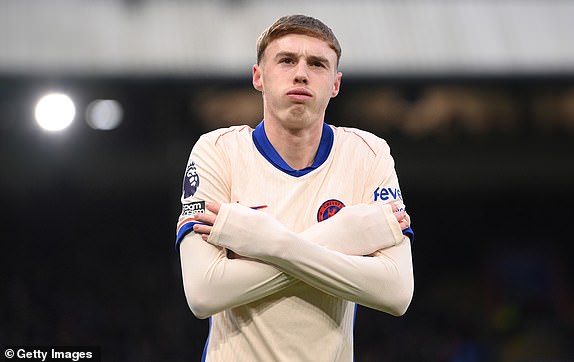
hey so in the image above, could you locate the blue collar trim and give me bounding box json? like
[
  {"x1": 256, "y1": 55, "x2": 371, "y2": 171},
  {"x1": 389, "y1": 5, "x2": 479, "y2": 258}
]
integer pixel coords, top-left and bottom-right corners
[{"x1": 252, "y1": 121, "x2": 334, "y2": 177}]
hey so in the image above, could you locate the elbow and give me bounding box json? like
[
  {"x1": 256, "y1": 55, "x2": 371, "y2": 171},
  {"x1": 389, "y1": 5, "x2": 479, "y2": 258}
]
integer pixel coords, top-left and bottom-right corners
[
  {"x1": 387, "y1": 277, "x2": 414, "y2": 317},
  {"x1": 371, "y1": 269, "x2": 413, "y2": 317},
  {"x1": 387, "y1": 287, "x2": 413, "y2": 317},
  {"x1": 187, "y1": 298, "x2": 212, "y2": 320},
  {"x1": 183, "y1": 282, "x2": 216, "y2": 319}
]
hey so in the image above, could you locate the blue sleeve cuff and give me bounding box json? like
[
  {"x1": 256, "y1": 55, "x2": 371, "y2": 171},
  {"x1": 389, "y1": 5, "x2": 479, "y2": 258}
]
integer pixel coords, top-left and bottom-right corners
[
  {"x1": 402, "y1": 226, "x2": 414, "y2": 243},
  {"x1": 175, "y1": 222, "x2": 204, "y2": 251}
]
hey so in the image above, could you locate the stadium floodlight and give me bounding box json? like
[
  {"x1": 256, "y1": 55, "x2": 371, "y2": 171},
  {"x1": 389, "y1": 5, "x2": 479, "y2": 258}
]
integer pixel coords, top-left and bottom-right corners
[
  {"x1": 85, "y1": 99, "x2": 123, "y2": 131},
  {"x1": 35, "y1": 93, "x2": 76, "y2": 131}
]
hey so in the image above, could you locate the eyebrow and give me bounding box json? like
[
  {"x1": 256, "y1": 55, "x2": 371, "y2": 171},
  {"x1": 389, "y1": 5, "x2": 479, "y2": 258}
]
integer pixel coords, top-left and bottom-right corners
[{"x1": 275, "y1": 51, "x2": 332, "y2": 68}]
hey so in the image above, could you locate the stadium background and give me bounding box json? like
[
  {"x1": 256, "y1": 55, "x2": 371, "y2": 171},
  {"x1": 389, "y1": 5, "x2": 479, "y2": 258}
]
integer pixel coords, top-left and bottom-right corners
[{"x1": 2, "y1": 1, "x2": 573, "y2": 361}]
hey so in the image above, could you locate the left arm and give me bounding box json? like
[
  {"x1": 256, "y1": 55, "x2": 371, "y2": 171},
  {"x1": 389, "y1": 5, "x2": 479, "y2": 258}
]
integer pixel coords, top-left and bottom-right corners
[{"x1": 202, "y1": 203, "x2": 413, "y2": 316}]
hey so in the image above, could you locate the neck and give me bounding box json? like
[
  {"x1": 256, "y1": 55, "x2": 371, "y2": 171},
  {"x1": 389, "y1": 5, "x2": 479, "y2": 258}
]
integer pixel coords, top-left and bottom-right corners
[{"x1": 263, "y1": 119, "x2": 323, "y2": 170}]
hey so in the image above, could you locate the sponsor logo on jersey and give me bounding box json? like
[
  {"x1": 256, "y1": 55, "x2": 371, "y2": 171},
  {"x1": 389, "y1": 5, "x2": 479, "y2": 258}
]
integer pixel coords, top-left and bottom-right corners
[
  {"x1": 183, "y1": 161, "x2": 200, "y2": 198},
  {"x1": 181, "y1": 200, "x2": 205, "y2": 216},
  {"x1": 317, "y1": 199, "x2": 345, "y2": 222},
  {"x1": 177, "y1": 200, "x2": 205, "y2": 234},
  {"x1": 373, "y1": 186, "x2": 403, "y2": 202}
]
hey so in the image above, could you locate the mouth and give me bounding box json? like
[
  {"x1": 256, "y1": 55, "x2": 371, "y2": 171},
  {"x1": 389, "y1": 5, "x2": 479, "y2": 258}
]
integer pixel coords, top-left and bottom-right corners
[{"x1": 286, "y1": 88, "x2": 313, "y2": 101}]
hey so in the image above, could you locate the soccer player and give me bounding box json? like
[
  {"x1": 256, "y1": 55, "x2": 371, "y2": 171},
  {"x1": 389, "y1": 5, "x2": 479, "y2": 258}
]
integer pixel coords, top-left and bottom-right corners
[{"x1": 176, "y1": 15, "x2": 414, "y2": 361}]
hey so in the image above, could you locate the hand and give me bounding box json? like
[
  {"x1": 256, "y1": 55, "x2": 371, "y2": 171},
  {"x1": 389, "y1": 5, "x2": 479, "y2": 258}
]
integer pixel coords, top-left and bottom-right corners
[
  {"x1": 391, "y1": 203, "x2": 410, "y2": 231},
  {"x1": 193, "y1": 202, "x2": 221, "y2": 241},
  {"x1": 195, "y1": 201, "x2": 409, "y2": 240}
]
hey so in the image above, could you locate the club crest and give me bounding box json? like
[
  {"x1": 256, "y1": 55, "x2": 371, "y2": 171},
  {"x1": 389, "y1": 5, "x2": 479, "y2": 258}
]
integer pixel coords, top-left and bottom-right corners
[{"x1": 317, "y1": 199, "x2": 345, "y2": 222}]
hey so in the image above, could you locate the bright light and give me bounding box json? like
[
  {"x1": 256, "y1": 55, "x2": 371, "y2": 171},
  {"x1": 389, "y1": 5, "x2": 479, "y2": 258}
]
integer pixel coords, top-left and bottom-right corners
[
  {"x1": 85, "y1": 99, "x2": 123, "y2": 131},
  {"x1": 35, "y1": 93, "x2": 75, "y2": 131}
]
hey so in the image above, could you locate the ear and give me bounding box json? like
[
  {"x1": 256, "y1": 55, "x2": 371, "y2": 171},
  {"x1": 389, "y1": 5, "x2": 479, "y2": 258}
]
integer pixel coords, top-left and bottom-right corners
[
  {"x1": 252, "y1": 64, "x2": 263, "y2": 92},
  {"x1": 331, "y1": 71, "x2": 342, "y2": 97}
]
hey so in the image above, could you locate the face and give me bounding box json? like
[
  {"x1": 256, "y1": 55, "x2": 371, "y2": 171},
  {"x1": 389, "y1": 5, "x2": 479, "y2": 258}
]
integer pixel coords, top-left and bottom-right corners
[{"x1": 253, "y1": 34, "x2": 342, "y2": 130}]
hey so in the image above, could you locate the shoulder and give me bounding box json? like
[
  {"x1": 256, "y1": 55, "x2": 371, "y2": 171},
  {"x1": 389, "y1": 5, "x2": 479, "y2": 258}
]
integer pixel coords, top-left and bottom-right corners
[
  {"x1": 331, "y1": 125, "x2": 390, "y2": 157},
  {"x1": 189, "y1": 126, "x2": 254, "y2": 174},
  {"x1": 197, "y1": 125, "x2": 253, "y2": 147}
]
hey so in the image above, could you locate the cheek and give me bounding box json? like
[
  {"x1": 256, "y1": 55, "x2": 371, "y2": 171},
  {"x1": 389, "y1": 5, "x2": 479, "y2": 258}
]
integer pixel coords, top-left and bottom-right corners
[{"x1": 321, "y1": 81, "x2": 337, "y2": 99}]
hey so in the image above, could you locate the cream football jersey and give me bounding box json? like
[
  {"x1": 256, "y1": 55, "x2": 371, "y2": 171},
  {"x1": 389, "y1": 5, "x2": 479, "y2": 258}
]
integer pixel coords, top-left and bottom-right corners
[{"x1": 176, "y1": 121, "x2": 413, "y2": 362}]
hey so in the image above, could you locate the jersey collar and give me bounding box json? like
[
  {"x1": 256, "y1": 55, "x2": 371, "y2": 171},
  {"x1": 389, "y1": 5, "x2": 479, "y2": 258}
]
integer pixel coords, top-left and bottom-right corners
[{"x1": 252, "y1": 120, "x2": 334, "y2": 177}]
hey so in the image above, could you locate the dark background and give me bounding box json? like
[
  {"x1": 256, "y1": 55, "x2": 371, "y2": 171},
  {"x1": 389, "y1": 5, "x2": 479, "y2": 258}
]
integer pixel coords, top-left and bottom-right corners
[{"x1": 2, "y1": 74, "x2": 574, "y2": 361}]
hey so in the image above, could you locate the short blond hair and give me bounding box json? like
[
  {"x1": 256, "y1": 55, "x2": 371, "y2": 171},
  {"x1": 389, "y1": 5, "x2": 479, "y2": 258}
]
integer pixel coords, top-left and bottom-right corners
[{"x1": 256, "y1": 15, "x2": 341, "y2": 66}]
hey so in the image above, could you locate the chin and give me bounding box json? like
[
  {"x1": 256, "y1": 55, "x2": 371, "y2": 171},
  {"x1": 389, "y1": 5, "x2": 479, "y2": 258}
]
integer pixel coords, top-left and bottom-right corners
[{"x1": 288, "y1": 105, "x2": 308, "y2": 119}]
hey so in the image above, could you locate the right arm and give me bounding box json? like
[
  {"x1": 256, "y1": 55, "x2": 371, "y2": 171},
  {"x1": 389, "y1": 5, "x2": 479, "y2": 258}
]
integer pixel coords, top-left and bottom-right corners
[
  {"x1": 181, "y1": 204, "x2": 407, "y2": 318},
  {"x1": 180, "y1": 233, "x2": 296, "y2": 319},
  {"x1": 177, "y1": 131, "x2": 296, "y2": 319},
  {"x1": 198, "y1": 202, "x2": 413, "y2": 316}
]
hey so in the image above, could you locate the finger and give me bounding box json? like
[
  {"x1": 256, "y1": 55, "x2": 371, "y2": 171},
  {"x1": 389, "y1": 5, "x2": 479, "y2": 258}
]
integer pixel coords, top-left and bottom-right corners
[
  {"x1": 194, "y1": 212, "x2": 216, "y2": 225},
  {"x1": 394, "y1": 210, "x2": 406, "y2": 221},
  {"x1": 193, "y1": 223, "x2": 212, "y2": 235},
  {"x1": 399, "y1": 219, "x2": 410, "y2": 231},
  {"x1": 206, "y1": 202, "x2": 221, "y2": 215}
]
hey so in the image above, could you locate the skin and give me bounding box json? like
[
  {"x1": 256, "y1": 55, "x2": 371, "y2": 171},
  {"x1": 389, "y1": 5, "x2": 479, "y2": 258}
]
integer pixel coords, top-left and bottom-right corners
[
  {"x1": 193, "y1": 33, "x2": 409, "y2": 238},
  {"x1": 252, "y1": 34, "x2": 342, "y2": 170}
]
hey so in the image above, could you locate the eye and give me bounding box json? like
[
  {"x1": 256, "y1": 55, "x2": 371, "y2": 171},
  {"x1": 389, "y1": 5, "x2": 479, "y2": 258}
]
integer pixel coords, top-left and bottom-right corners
[
  {"x1": 280, "y1": 57, "x2": 294, "y2": 64},
  {"x1": 311, "y1": 60, "x2": 326, "y2": 68}
]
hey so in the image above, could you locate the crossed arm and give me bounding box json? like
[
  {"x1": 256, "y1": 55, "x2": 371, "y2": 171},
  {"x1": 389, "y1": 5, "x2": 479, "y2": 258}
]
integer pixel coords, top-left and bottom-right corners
[{"x1": 180, "y1": 201, "x2": 413, "y2": 318}]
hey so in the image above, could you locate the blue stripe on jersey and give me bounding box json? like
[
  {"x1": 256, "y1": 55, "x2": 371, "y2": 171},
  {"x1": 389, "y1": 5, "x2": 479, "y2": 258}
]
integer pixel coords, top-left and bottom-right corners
[
  {"x1": 201, "y1": 317, "x2": 212, "y2": 362},
  {"x1": 252, "y1": 121, "x2": 334, "y2": 177},
  {"x1": 175, "y1": 222, "x2": 205, "y2": 250},
  {"x1": 353, "y1": 304, "x2": 358, "y2": 362}
]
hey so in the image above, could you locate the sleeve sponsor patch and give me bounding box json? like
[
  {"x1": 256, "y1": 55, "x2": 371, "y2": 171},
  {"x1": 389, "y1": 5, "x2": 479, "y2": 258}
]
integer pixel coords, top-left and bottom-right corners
[
  {"x1": 177, "y1": 201, "x2": 206, "y2": 231},
  {"x1": 181, "y1": 200, "x2": 205, "y2": 216},
  {"x1": 175, "y1": 200, "x2": 206, "y2": 248}
]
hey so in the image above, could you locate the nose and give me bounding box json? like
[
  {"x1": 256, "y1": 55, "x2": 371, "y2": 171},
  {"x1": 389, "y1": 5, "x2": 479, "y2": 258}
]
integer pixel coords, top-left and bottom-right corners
[{"x1": 293, "y1": 63, "x2": 309, "y2": 84}]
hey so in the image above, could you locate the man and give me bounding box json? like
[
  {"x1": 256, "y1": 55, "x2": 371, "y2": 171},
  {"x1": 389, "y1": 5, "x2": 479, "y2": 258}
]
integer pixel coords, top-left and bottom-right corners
[{"x1": 176, "y1": 15, "x2": 414, "y2": 361}]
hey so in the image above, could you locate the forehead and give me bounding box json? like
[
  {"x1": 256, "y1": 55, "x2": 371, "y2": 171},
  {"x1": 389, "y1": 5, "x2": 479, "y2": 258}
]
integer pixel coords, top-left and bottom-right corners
[{"x1": 265, "y1": 34, "x2": 337, "y2": 61}]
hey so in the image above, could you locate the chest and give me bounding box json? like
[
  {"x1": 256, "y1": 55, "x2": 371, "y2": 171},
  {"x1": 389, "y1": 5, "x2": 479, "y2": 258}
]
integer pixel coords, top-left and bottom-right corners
[{"x1": 227, "y1": 149, "x2": 367, "y2": 232}]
